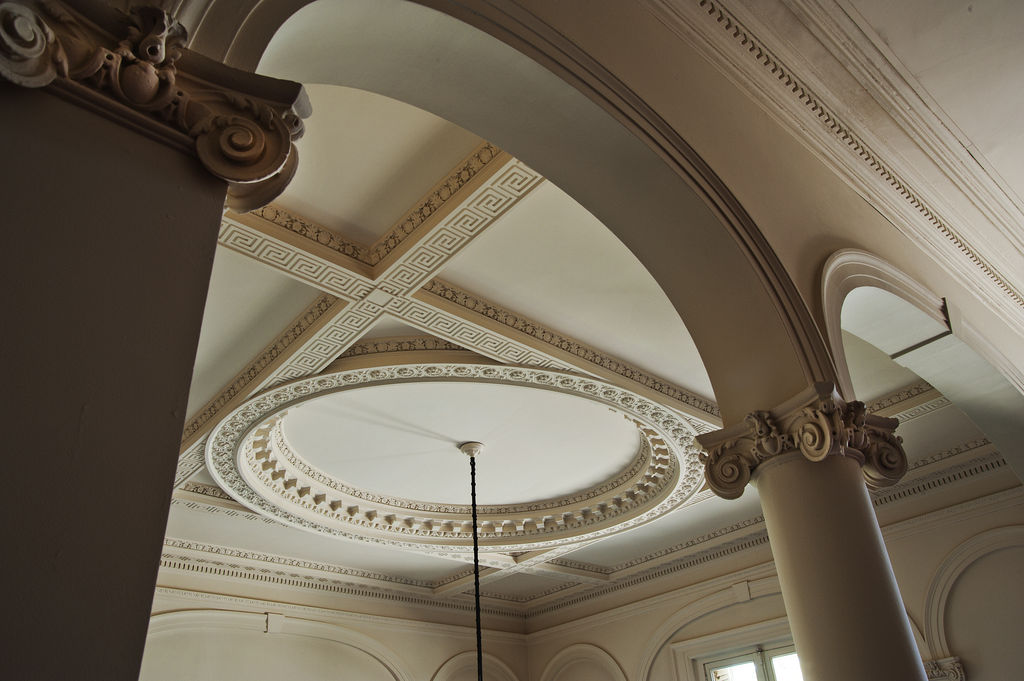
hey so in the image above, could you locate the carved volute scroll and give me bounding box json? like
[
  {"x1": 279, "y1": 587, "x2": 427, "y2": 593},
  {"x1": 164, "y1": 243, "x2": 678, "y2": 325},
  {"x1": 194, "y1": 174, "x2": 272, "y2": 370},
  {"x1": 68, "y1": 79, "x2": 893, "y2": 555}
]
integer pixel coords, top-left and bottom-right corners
[
  {"x1": 0, "y1": 0, "x2": 308, "y2": 211},
  {"x1": 696, "y1": 382, "x2": 908, "y2": 499}
]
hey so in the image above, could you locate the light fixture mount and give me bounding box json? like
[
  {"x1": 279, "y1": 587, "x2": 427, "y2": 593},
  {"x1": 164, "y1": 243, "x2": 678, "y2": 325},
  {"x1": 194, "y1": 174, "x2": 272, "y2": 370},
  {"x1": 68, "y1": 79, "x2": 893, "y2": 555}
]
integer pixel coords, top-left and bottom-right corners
[{"x1": 458, "y1": 441, "x2": 484, "y2": 458}]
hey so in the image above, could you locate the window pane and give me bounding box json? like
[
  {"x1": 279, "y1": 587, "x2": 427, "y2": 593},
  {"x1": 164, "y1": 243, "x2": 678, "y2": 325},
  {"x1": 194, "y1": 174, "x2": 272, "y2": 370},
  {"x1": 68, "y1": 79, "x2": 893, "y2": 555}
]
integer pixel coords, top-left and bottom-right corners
[
  {"x1": 709, "y1": 661, "x2": 758, "y2": 681},
  {"x1": 770, "y1": 653, "x2": 803, "y2": 681}
]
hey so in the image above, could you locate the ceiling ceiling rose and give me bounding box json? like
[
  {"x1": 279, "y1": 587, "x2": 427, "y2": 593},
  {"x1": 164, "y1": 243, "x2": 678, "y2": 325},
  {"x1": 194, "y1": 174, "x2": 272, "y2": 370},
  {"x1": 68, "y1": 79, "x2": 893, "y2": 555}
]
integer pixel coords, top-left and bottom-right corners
[{"x1": 206, "y1": 363, "x2": 705, "y2": 556}]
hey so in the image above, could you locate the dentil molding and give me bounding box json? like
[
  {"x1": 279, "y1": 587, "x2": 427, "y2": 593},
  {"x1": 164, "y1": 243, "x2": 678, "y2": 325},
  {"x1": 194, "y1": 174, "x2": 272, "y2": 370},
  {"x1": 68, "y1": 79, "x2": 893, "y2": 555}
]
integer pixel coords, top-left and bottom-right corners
[
  {"x1": 697, "y1": 382, "x2": 907, "y2": 499},
  {"x1": 0, "y1": 0, "x2": 307, "y2": 210},
  {"x1": 206, "y1": 362, "x2": 705, "y2": 556}
]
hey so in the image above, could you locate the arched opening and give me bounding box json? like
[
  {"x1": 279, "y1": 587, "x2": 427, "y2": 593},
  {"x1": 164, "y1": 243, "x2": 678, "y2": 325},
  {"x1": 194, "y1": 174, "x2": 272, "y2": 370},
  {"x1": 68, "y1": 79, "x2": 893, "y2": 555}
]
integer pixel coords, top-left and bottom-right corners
[
  {"x1": 184, "y1": 0, "x2": 835, "y2": 424},
  {"x1": 822, "y1": 249, "x2": 1024, "y2": 481}
]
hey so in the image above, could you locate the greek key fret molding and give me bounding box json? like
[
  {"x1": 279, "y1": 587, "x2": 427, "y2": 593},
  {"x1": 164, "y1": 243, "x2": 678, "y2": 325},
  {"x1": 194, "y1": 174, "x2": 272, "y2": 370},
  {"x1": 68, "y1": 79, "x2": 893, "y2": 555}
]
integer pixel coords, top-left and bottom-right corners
[
  {"x1": 0, "y1": 0, "x2": 308, "y2": 210},
  {"x1": 697, "y1": 382, "x2": 907, "y2": 499},
  {"x1": 422, "y1": 279, "x2": 720, "y2": 422}
]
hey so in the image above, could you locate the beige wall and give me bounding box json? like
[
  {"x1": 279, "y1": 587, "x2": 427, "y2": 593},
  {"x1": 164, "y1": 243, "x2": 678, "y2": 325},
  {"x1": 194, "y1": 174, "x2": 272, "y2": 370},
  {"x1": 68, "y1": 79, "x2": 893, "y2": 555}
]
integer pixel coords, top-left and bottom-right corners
[{"x1": 145, "y1": 487, "x2": 1022, "y2": 681}]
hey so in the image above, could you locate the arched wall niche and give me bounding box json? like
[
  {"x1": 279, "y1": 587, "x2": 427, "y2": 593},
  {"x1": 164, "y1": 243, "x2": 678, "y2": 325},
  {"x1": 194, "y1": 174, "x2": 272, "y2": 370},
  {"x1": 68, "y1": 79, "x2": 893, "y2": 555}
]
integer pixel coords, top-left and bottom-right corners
[
  {"x1": 142, "y1": 609, "x2": 412, "y2": 681},
  {"x1": 821, "y1": 249, "x2": 1024, "y2": 480},
  {"x1": 538, "y1": 644, "x2": 627, "y2": 681},
  {"x1": 180, "y1": 0, "x2": 837, "y2": 424},
  {"x1": 431, "y1": 650, "x2": 520, "y2": 681},
  {"x1": 636, "y1": 577, "x2": 783, "y2": 681},
  {"x1": 923, "y1": 525, "x2": 1024, "y2": 661}
]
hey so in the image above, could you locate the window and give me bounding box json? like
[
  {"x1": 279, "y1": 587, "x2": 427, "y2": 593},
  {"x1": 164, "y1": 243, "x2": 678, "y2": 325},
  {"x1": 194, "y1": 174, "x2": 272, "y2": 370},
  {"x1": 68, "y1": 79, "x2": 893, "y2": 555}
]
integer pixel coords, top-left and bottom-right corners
[{"x1": 704, "y1": 645, "x2": 803, "y2": 681}]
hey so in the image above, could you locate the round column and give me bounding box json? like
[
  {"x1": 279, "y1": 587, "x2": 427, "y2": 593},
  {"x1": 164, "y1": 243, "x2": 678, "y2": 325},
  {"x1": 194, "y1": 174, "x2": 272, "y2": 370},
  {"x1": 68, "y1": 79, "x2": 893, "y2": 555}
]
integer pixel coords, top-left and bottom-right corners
[
  {"x1": 697, "y1": 383, "x2": 926, "y2": 681},
  {"x1": 754, "y1": 452, "x2": 925, "y2": 681}
]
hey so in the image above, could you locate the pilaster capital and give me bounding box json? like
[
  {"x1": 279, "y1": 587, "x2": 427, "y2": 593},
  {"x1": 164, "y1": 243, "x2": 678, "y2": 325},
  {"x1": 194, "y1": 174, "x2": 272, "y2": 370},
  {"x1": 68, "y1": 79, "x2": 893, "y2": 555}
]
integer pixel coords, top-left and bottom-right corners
[
  {"x1": 696, "y1": 382, "x2": 907, "y2": 499},
  {"x1": 0, "y1": 0, "x2": 309, "y2": 210}
]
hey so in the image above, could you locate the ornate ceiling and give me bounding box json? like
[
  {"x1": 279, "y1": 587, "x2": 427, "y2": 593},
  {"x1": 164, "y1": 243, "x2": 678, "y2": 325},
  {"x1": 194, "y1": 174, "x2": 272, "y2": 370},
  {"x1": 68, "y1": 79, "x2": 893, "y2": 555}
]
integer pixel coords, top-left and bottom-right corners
[{"x1": 160, "y1": 81, "x2": 1007, "y2": 622}]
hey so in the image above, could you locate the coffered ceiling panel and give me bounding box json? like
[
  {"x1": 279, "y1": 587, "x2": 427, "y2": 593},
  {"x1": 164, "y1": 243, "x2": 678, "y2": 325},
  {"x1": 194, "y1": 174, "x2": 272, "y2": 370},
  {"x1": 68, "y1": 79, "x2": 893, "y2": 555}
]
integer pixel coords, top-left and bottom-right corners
[
  {"x1": 277, "y1": 83, "x2": 483, "y2": 244},
  {"x1": 439, "y1": 180, "x2": 715, "y2": 401},
  {"x1": 186, "y1": 246, "x2": 321, "y2": 418},
  {"x1": 557, "y1": 492, "x2": 764, "y2": 570}
]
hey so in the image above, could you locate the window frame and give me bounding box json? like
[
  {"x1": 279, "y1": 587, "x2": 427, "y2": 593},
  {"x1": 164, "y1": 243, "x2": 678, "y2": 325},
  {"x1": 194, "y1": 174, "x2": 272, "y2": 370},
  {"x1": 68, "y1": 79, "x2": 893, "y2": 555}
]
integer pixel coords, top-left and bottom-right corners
[{"x1": 701, "y1": 644, "x2": 800, "y2": 681}]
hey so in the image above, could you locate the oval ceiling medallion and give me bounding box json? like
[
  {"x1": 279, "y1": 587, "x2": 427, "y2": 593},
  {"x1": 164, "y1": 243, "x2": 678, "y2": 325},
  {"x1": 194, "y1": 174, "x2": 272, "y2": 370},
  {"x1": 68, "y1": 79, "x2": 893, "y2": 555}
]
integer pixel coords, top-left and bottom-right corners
[{"x1": 206, "y1": 363, "x2": 704, "y2": 555}]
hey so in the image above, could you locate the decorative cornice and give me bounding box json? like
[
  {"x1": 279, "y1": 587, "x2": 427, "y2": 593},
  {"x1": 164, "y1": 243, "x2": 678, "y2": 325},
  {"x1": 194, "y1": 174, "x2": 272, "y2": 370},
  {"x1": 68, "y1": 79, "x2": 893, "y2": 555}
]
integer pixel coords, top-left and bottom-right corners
[
  {"x1": 367, "y1": 142, "x2": 502, "y2": 266},
  {"x1": 644, "y1": 0, "x2": 1024, "y2": 326},
  {"x1": 164, "y1": 537, "x2": 436, "y2": 589},
  {"x1": 338, "y1": 336, "x2": 469, "y2": 359},
  {"x1": 864, "y1": 380, "x2": 935, "y2": 414},
  {"x1": 697, "y1": 383, "x2": 907, "y2": 499},
  {"x1": 159, "y1": 543, "x2": 523, "y2": 619},
  {"x1": 271, "y1": 420, "x2": 654, "y2": 516},
  {"x1": 869, "y1": 449, "x2": 1004, "y2": 508},
  {"x1": 249, "y1": 203, "x2": 370, "y2": 264},
  {"x1": 164, "y1": 446, "x2": 1008, "y2": 616},
  {"x1": 864, "y1": 380, "x2": 951, "y2": 424},
  {"x1": 0, "y1": 0, "x2": 308, "y2": 210},
  {"x1": 909, "y1": 439, "x2": 991, "y2": 472},
  {"x1": 247, "y1": 143, "x2": 504, "y2": 268},
  {"x1": 422, "y1": 279, "x2": 720, "y2": 420},
  {"x1": 179, "y1": 480, "x2": 233, "y2": 500}
]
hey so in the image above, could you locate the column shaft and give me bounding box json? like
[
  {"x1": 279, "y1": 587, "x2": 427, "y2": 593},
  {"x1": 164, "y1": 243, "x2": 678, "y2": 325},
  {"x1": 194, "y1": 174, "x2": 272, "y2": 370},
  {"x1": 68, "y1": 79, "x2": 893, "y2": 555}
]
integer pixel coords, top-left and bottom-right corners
[
  {"x1": 754, "y1": 453, "x2": 926, "y2": 681},
  {"x1": 1, "y1": 85, "x2": 226, "y2": 680}
]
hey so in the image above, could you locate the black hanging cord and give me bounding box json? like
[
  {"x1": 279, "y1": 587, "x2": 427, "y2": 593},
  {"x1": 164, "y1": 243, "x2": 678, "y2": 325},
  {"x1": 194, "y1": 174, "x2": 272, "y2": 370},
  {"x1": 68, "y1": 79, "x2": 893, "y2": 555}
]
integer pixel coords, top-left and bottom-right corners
[{"x1": 470, "y1": 454, "x2": 483, "y2": 681}]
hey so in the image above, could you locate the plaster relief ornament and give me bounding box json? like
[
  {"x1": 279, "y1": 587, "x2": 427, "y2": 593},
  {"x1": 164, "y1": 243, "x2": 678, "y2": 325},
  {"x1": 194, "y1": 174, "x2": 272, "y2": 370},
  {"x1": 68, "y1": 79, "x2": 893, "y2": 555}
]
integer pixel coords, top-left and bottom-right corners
[
  {"x1": 698, "y1": 382, "x2": 908, "y2": 499},
  {"x1": 205, "y1": 363, "x2": 707, "y2": 559},
  {"x1": 0, "y1": 0, "x2": 308, "y2": 210}
]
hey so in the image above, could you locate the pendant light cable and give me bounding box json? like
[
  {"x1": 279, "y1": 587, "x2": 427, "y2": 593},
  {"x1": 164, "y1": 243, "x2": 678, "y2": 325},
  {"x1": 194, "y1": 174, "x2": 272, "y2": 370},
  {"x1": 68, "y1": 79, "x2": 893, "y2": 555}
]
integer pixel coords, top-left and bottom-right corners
[{"x1": 470, "y1": 453, "x2": 483, "y2": 681}]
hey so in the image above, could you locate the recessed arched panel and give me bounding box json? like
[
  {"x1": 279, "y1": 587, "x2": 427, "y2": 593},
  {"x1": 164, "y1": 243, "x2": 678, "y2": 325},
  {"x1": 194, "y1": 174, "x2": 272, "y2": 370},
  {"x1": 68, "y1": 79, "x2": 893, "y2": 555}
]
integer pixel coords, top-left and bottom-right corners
[
  {"x1": 431, "y1": 650, "x2": 520, "y2": 681},
  {"x1": 539, "y1": 644, "x2": 627, "y2": 681},
  {"x1": 185, "y1": 0, "x2": 836, "y2": 424},
  {"x1": 141, "y1": 610, "x2": 410, "y2": 681}
]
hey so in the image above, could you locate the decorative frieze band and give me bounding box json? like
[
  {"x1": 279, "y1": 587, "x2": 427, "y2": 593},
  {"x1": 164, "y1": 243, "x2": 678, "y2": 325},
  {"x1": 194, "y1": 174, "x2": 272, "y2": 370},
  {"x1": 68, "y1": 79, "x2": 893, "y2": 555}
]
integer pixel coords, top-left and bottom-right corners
[
  {"x1": 697, "y1": 383, "x2": 907, "y2": 499},
  {"x1": 422, "y1": 279, "x2": 720, "y2": 420},
  {"x1": 0, "y1": 0, "x2": 308, "y2": 210},
  {"x1": 650, "y1": 0, "x2": 1024, "y2": 321}
]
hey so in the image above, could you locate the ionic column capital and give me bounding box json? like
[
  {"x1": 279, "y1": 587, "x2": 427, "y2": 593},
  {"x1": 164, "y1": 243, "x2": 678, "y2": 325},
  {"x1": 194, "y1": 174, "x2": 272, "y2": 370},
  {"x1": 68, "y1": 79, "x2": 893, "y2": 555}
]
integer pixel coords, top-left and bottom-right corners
[
  {"x1": 696, "y1": 382, "x2": 907, "y2": 499},
  {"x1": 0, "y1": 0, "x2": 309, "y2": 211}
]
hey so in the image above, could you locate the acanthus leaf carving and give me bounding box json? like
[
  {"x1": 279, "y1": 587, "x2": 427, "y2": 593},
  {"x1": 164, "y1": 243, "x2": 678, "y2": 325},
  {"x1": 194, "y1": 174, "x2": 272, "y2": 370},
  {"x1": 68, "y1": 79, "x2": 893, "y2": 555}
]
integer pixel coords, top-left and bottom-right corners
[
  {"x1": 0, "y1": 0, "x2": 307, "y2": 211},
  {"x1": 698, "y1": 384, "x2": 907, "y2": 499},
  {"x1": 923, "y1": 657, "x2": 965, "y2": 681}
]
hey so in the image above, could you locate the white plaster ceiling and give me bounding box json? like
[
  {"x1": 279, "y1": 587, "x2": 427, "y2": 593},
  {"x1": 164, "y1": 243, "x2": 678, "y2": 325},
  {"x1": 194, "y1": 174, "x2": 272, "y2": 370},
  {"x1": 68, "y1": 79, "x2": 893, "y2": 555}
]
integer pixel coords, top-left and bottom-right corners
[
  {"x1": 170, "y1": 21, "x2": 1008, "y2": 617},
  {"x1": 558, "y1": 491, "x2": 764, "y2": 570},
  {"x1": 842, "y1": 330, "x2": 919, "y2": 402},
  {"x1": 186, "y1": 247, "x2": 319, "y2": 418},
  {"x1": 440, "y1": 180, "x2": 715, "y2": 400},
  {"x1": 846, "y1": 0, "x2": 1024, "y2": 201},
  {"x1": 277, "y1": 83, "x2": 482, "y2": 244},
  {"x1": 282, "y1": 381, "x2": 640, "y2": 505}
]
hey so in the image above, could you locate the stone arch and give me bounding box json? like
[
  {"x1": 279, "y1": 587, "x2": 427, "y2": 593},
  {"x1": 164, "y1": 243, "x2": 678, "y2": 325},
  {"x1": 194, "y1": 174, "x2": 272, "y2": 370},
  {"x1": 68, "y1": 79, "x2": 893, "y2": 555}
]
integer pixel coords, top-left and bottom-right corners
[
  {"x1": 181, "y1": 0, "x2": 837, "y2": 424},
  {"x1": 539, "y1": 643, "x2": 627, "y2": 681},
  {"x1": 821, "y1": 248, "x2": 1024, "y2": 479},
  {"x1": 145, "y1": 609, "x2": 413, "y2": 681},
  {"x1": 430, "y1": 650, "x2": 520, "y2": 681},
  {"x1": 923, "y1": 525, "x2": 1024, "y2": 659}
]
